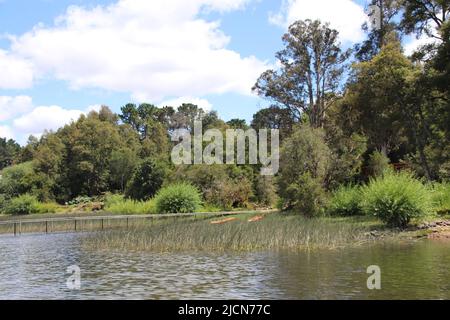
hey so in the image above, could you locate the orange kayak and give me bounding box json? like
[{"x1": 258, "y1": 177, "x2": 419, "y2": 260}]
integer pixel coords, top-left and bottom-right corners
[
  {"x1": 248, "y1": 215, "x2": 264, "y2": 222},
  {"x1": 210, "y1": 217, "x2": 238, "y2": 225}
]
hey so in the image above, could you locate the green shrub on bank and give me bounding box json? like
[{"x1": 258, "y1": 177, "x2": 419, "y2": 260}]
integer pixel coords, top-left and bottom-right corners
[
  {"x1": 154, "y1": 183, "x2": 202, "y2": 214},
  {"x1": 3, "y1": 194, "x2": 40, "y2": 215},
  {"x1": 0, "y1": 194, "x2": 7, "y2": 214},
  {"x1": 34, "y1": 202, "x2": 60, "y2": 214},
  {"x1": 104, "y1": 194, "x2": 156, "y2": 215},
  {"x1": 361, "y1": 171, "x2": 432, "y2": 228},
  {"x1": 328, "y1": 185, "x2": 363, "y2": 216},
  {"x1": 430, "y1": 182, "x2": 450, "y2": 215}
]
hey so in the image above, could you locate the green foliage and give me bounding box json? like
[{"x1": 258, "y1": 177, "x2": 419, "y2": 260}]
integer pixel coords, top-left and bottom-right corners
[
  {"x1": 361, "y1": 171, "x2": 432, "y2": 228},
  {"x1": 104, "y1": 194, "x2": 156, "y2": 215},
  {"x1": 278, "y1": 125, "x2": 330, "y2": 216},
  {"x1": 109, "y1": 148, "x2": 138, "y2": 193},
  {"x1": 254, "y1": 175, "x2": 278, "y2": 207},
  {"x1": 171, "y1": 165, "x2": 254, "y2": 210},
  {"x1": 125, "y1": 159, "x2": 166, "y2": 201},
  {"x1": 0, "y1": 194, "x2": 7, "y2": 213},
  {"x1": 368, "y1": 151, "x2": 391, "y2": 178},
  {"x1": 430, "y1": 183, "x2": 450, "y2": 216},
  {"x1": 34, "y1": 202, "x2": 60, "y2": 214},
  {"x1": 154, "y1": 183, "x2": 202, "y2": 214},
  {"x1": 66, "y1": 196, "x2": 93, "y2": 206},
  {"x1": 328, "y1": 185, "x2": 363, "y2": 217},
  {"x1": 0, "y1": 138, "x2": 21, "y2": 170},
  {"x1": 3, "y1": 194, "x2": 40, "y2": 215},
  {"x1": 253, "y1": 19, "x2": 350, "y2": 127},
  {"x1": 281, "y1": 173, "x2": 328, "y2": 217},
  {"x1": 0, "y1": 162, "x2": 46, "y2": 199}
]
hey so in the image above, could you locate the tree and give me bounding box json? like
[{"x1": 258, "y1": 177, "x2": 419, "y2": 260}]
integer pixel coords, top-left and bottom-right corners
[
  {"x1": 109, "y1": 148, "x2": 139, "y2": 193},
  {"x1": 400, "y1": 0, "x2": 449, "y2": 40},
  {"x1": 126, "y1": 159, "x2": 166, "y2": 201},
  {"x1": 277, "y1": 124, "x2": 331, "y2": 215},
  {"x1": 251, "y1": 106, "x2": 297, "y2": 140},
  {"x1": 227, "y1": 119, "x2": 248, "y2": 129},
  {"x1": 253, "y1": 20, "x2": 351, "y2": 128},
  {"x1": 355, "y1": 0, "x2": 401, "y2": 61},
  {"x1": 342, "y1": 39, "x2": 414, "y2": 157},
  {"x1": 0, "y1": 138, "x2": 20, "y2": 170}
]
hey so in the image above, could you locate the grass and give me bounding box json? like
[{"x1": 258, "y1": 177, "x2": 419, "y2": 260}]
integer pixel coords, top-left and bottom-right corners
[{"x1": 83, "y1": 212, "x2": 385, "y2": 252}]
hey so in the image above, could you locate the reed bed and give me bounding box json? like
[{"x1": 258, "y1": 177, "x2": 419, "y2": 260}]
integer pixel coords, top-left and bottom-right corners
[{"x1": 84, "y1": 213, "x2": 380, "y2": 252}]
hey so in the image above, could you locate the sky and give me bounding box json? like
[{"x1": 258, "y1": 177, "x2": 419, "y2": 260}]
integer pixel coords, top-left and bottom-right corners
[{"x1": 0, "y1": 0, "x2": 428, "y2": 144}]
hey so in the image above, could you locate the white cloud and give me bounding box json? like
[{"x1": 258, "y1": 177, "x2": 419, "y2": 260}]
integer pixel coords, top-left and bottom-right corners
[
  {"x1": 13, "y1": 105, "x2": 93, "y2": 135},
  {"x1": 0, "y1": 125, "x2": 14, "y2": 140},
  {"x1": 269, "y1": 0, "x2": 368, "y2": 43},
  {"x1": 159, "y1": 96, "x2": 213, "y2": 111},
  {"x1": 0, "y1": 49, "x2": 34, "y2": 89},
  {"x1": 0, "y1": 95, "x2": 34, "y2": 121},
  {"x1": 404, "y1": 35, "x2": 438, "y2": 57},
  {"x1": 9, "y1": 0, "x2": 265, "y2": 101},
  {"x1": 0, "y1": 95, "x2": 100, "y2": 143}
]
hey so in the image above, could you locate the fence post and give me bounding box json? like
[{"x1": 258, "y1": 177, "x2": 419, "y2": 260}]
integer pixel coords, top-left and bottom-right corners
[
  {"x1": 74, "y1": 219, "x2": 77, "y2": 231},
  {"x1": 14, "y1": 222, "x2": 16, "y2": 236},
  {"x1": 101, "y1": 219, "x2": 104, "y2": 230},
  {"x1": 46, "y1": 221, "x2": 48, "y2": 233}
]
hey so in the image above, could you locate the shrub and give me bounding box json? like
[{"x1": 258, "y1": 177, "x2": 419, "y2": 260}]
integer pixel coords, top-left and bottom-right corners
[
  {"x1": 125, "y1": 159, "x2": 166, "y2": 201},
  {"x1": 154, "y1": 183, "x2": 202, "y2": 214},
  {"x1": 361, "y1": 171, "x2": 432, "y2": 228},
  {"x1": 104, "y1": 195, "x2": 156, "y2": 215},
  {"x1": 171, "y1": 165, "x2": 253, "y2": 210},
  {"x1": 367, "y1": 151, "x2": 391, "y2": 178},
  {"x1": 0, "y1": 194, "x2": 7, "y2": 214},
  {"x1": 204, "y1": 177, "x2": 253, "y2": 210},
  {"x1": 254, "y1": 175, "x2": 278, "y2": 207},
  {"x1": 280, "y1": 173, "x2": 328, "y2": 217},
  {"x1": 4, "y1": 194, "x2": 40, "y2": 215},
  {"x1": 278, "y1": 125, "x2": 330, "y2": 216},
  {"x1": 328, "y1": 185, "x2": 363, "y2": 216},
  {"x1": 66, "y1": 196, "x2": 93, "y2": 206},
  {"x1": 35, "y1": 202, "x2": 60, "y2": 214},
  {"x1": 430, "y1": 183, "x2": 450, "y2": 215}
]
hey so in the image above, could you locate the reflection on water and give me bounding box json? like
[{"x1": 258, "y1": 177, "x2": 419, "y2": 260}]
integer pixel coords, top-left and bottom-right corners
[{"x1": 0, "y1": 232, "x2": 449, "y2": 299}]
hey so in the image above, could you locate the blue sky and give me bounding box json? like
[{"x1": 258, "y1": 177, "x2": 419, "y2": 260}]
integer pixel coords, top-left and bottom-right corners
[{"x1": 0, "y1": 0, "x2": 425, "y2": 144}]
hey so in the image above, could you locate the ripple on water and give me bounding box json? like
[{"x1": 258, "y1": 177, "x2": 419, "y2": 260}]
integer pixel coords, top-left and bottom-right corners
[{"x1": 0, "y1": 233, "x2": 449, "y2": 299}]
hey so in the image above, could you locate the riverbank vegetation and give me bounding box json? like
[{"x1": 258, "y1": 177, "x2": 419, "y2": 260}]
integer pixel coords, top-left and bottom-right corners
[
  {"x1": 84, "y1": 213, "x2": 384, "y2": 252},
  {"x1": 1, "y1": 1, "x2": 449, "y2": 232}
]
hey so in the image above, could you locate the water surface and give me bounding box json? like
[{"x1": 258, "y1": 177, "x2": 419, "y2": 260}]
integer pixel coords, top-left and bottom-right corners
[{"x1": 0, "y1": 232, "x2": 449, "y2": 299}]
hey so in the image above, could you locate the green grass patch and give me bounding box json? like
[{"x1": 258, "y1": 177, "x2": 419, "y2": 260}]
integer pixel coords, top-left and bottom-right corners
[{"x1": 83, "y1": 213, "x2": 380, "y2": 252}]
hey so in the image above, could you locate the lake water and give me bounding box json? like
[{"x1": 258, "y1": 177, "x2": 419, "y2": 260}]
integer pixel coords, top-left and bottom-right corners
[{"x1": 0, "y1": 232, "x2": 449, "y2": 299}]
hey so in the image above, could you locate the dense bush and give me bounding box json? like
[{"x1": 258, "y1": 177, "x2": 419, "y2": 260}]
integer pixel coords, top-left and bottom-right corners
[
  {"x1": 34, "y1": 202, "x2": 60, "y2": 214},
  {"x1": 125, "y1": 159, "x2": 166, "y2": 201},
  {"x1": 367, "y1": 151, "x2": 391, "y2": 178},
  {"x1": 254, "y1": 175, "x2": 278, "y2": 207},
  {"x1": 170, "y1": 165, "x2": 254, "y2": 209},
  {"x1": 328, "y1": 185, "x2": 363, "y2": 216},
  {"x1": 154, "y1": 183, "x2": 202, "y2": 214},
  {"x1": 3, "y1": 194, "x2": 40, "y2": 215},
  {"x1": 430, "y1": 182, "x2": 450, "y2": 215},
  {"x1": 361, "y1": 171, "x2": 432, "y2": 228},
  {"x1": 0, "y1": 194, "x2": 7, "y2": 214},
  {"x1": 278, "y1": 125, "x2": 330, "y2": 216},
  {"x1": 0, "y1": 162, "x2": 44, "y2": 199},
  {"x1": 280, "y1": 173, "x2": 328, "y2": 217},
  {"x1": 104, "y1": 193, "x2": 156, "y2": 214}
]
